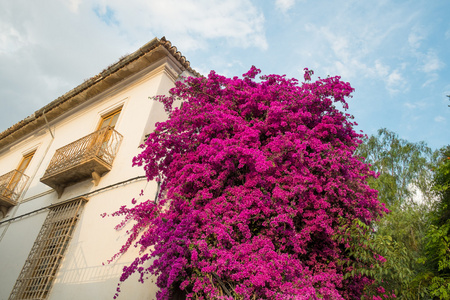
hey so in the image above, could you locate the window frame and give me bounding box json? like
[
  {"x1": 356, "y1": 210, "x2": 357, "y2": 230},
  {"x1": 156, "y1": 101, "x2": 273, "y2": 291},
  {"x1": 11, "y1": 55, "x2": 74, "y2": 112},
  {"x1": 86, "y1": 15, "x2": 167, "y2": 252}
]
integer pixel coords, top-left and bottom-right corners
[
  {"x1": 3, "y1": 151, "x2": 35, "y2": 200},
  {"x1": 96, "y1": 107, "x2": 122, "y2": 131}
]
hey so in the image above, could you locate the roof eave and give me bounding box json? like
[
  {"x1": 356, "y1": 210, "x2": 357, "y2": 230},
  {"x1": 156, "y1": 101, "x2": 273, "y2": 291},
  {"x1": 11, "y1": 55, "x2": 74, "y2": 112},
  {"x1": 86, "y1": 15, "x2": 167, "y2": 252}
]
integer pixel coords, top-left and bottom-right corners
[{"x1": 0, "y1": 37, "x2": 199, "y2": 152}]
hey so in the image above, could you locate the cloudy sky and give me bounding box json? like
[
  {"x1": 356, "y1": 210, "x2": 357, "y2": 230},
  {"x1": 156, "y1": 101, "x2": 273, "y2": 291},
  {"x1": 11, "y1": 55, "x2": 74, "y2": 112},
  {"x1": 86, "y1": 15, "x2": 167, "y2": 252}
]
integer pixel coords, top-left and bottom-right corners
[{"x1": 0, "y1": 0, "x2": 449, "y2": 149}]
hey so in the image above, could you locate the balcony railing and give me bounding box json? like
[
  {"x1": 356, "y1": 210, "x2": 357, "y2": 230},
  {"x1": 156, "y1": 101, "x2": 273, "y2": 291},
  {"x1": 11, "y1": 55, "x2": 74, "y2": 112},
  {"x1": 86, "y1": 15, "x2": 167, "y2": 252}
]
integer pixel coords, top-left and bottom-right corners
[
  {"x1": 40, "y1": 126, "x2": 123, "y2": 198},
  {"x1": 0, "y1": 170, "x2": 29, "y2": 207}
]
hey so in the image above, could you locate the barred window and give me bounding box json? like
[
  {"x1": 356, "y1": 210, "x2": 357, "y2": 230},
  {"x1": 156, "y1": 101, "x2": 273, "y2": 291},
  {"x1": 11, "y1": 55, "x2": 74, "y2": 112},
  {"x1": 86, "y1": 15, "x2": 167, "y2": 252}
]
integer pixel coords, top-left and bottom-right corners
[{"x1": 9, "y1": 197, "x2": 88, "y2": 300}]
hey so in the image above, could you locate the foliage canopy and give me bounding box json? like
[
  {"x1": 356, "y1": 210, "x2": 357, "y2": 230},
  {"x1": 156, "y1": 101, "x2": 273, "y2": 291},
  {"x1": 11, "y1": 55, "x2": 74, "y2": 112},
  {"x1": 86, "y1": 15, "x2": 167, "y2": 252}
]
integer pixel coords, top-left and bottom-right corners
[{"x1": 357, "y1": 128, "x2": 450, "y2": 299}]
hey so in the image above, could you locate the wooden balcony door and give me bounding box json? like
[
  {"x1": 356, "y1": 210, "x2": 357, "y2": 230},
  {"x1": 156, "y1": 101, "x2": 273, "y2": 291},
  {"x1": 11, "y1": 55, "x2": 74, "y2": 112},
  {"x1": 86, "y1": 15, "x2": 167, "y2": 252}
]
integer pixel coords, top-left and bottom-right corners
[
  {"x1": 95, "y1": 108, "x2": 121, "y2": 160},
  {"x1": 4, "y1": 151, "x2": 34, "y2": 198},
  {"x1": 98, "y1": 108, "x2": 121, "y2": 131}
]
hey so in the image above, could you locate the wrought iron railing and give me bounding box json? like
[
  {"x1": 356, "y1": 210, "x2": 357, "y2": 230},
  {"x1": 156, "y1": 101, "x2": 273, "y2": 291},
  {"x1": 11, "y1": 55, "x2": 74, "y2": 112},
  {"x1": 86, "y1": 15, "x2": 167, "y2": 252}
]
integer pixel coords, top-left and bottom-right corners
[
  {"x1": 42, "y1": 126, "x2": 123, "y2": 179},
  {"x1": 0, "y1": 169, "x2": 29, "y2": 206}
]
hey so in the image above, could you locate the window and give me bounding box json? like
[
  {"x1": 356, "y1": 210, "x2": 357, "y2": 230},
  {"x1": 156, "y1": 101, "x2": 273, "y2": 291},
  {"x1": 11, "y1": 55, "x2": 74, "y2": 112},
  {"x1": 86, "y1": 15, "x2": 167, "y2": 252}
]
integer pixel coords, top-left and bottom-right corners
[
  {"x1": 9, "y1": 197, "x2": 88, "y2": 300},
  {"x1": 6, "y1": 151, "x2": 34, "y2": 195},
  {"x1": 0, "y1": 151, "x2": 34, "y2": 204},
  {"x1": 97, "y1": 108, "x2": 121, "y2": 130},
  {"x1": 95, "y1": 108, "x2": 122, "y2": 158},
  {"x1": 17, "y1": 151, "x2": 35, "y2": 174}
]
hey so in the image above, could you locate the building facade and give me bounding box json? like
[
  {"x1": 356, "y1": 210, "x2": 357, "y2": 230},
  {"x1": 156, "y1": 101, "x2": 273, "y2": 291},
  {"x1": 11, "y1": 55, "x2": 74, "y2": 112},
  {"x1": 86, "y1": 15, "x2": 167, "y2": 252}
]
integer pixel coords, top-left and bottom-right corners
[{"x1": 0, "y1": 37, "x2": 198, "y2": 300}]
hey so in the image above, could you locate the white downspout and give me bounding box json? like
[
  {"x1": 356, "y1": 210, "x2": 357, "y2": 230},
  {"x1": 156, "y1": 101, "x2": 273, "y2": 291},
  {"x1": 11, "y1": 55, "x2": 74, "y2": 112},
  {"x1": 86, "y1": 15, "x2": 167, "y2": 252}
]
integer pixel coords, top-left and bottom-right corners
[{"x1": 0, "y1": 109, "x2": 55, "y2": 242}]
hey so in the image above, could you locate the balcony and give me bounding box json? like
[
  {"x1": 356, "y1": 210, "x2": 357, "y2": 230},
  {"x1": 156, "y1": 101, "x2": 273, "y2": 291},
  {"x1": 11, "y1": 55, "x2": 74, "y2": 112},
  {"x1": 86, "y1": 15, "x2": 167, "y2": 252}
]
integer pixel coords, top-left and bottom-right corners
[
  {"x1": 0, "y1": 170, "x2": 29, "y2": 208},
  {"x1": 40, "y1": 126, "x2": 123, "y2": 198}
]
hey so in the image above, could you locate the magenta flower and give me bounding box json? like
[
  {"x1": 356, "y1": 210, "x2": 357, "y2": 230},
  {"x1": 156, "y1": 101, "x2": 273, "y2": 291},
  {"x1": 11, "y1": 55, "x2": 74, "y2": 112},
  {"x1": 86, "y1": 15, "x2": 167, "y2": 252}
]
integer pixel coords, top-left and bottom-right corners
[{"x1": 109, "y1": 67, "x2": 387, "y2": 299}]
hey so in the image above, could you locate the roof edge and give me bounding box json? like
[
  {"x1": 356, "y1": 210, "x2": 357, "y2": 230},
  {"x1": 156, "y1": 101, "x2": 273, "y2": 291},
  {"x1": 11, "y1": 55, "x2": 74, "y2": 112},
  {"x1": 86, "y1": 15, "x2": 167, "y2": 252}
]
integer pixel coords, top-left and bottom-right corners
[{"x1": 0, "y1": 37, "x2": 199, "y2": 151}]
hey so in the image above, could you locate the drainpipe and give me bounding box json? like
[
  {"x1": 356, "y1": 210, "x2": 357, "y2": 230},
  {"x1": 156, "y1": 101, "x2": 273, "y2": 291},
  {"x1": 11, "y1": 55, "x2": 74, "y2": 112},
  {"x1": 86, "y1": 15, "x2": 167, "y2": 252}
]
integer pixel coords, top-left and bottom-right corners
[
  {"x1": 23, "y1": 108, "x2": 56, "y2": 194},
  {"x1": 0, "y1": 109, "x2": 55, "y2": 242},
  {"x1": 42, "y1": 108, "x2": 54, "y2": 139}
]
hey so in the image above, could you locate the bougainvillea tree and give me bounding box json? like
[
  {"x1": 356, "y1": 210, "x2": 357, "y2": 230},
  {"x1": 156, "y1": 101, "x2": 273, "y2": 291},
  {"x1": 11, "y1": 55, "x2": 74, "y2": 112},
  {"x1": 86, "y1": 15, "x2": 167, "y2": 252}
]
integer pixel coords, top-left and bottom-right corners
[{"x1": 109, "y1": 67, "x2": 389, "y2": 299}]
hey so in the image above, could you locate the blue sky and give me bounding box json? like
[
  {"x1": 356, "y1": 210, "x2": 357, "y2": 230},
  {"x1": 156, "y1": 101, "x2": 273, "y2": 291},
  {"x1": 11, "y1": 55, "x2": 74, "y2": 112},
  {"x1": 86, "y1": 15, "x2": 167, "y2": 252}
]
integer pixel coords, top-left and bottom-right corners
[{"x1": 0, "y1": 0, "x2": 448, "y2": 149}]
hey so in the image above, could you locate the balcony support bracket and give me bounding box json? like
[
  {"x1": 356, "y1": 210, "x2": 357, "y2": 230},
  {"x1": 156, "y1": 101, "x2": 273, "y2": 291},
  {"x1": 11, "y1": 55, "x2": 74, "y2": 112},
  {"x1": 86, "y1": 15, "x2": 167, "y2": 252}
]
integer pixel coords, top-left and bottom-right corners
[
  {"x1": 92, "y1": 171, "x2": 101, "y2": 186},
  {"x1": 55, "y1": 185, "x2": 65, "y2": 199},
  {"x1": 0, "y1": 205, "x2": 8, "y2": 218}
]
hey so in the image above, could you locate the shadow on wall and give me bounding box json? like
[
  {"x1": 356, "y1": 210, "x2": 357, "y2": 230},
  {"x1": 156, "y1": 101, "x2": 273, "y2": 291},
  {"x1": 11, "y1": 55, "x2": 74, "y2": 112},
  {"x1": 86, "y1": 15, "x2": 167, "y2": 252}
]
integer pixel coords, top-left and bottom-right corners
[
  {"x1": 49, "y1": 212, "x2": 160, "y2": 299},
  {"x1": 53, "y1": 243, "x2": 158, "y2": 299},
  {"x1": 56, "y1": 245, "x2": 128, "y2": 284}
]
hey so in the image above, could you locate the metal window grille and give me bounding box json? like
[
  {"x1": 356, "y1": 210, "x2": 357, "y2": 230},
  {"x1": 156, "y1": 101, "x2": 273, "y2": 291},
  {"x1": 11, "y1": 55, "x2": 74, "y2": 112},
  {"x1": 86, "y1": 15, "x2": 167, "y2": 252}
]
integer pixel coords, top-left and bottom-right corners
[{"x1": 9, "y1": 197, "x2": 88, "y2": 300}]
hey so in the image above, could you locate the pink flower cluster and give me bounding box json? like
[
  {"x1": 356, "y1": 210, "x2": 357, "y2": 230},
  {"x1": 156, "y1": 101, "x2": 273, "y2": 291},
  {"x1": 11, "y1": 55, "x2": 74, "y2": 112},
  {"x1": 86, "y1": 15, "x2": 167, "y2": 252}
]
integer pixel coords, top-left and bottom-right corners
[{"x1": 110, "y1": 67, "x2": 387, "y2": 299}]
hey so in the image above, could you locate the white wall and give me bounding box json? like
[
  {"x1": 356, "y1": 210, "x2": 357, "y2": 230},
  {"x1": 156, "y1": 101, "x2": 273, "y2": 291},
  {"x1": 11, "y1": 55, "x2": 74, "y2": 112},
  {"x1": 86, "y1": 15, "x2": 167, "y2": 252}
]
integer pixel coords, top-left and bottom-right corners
[{"x1": 0, "y1": 60, "x2": 182, "y2": 300}]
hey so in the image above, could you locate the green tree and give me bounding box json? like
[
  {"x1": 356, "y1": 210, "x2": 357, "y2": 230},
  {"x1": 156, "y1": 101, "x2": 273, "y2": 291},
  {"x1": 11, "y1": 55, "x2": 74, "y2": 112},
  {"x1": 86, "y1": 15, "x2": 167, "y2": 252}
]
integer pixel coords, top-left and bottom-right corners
[
  {"x1": 430, "y1": 145, "x2": 450, "y2": 226},
  {"x1": 423, "y1": 145, "x2": 450, "y2": 299},
  {"x1": 357, "y1": 128, "x2": 434, "y2": 206},
  {"x1": 356, "y1": 129, "x2": 436, "y2": 298}
]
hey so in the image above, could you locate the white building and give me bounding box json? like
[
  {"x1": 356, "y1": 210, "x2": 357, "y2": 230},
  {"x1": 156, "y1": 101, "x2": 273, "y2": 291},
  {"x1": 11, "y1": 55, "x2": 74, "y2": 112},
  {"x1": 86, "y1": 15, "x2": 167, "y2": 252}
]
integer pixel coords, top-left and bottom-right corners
[{"x1": 0, "y1": 37, "x2": 198, "y2": 300}]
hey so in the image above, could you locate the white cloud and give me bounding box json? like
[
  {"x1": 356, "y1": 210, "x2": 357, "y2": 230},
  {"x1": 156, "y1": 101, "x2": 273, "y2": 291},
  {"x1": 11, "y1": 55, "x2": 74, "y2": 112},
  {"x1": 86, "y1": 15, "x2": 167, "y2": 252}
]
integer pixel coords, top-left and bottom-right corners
[
  {"x1": 275, "y1": 0, "x2": 296, "y2": 13},
  {"x1": 0, "y1": 23, "x2": 28, "y2": 54},
  {"x1": 408, "y1": 26, "x2": 426, "y2": 49},
  {"x1": 0, "y1": 0, "x2": 269, "y2": 132},
  {"x1": 404, "y1": 100, "x2": 428, "y2": 110},
  {"x1": 296, "y1": 3, "x2": 436, "y2": 98},
  {"x1": 386, "y1": 70, "x2": 407, "y2": 94},
  {"x1": 96, "y1": 0, "x2": 268, "y2": 51},
  {"x1": 404, "y1": 102, "x2": 416, "y2": 109},
  {"x1": 408, "y1": 33, "x2": 423, "y2": 49},
  {"x1": 422, "y1": 50, "x2": 444, "y2": 73},
  {"x1": 0, "y1": 0, "x2": 448, "y2": 150},
  {"x1": 373, "y1": 60, "x2": 389, "y2": 77},
  {"x1": 387, "y1": 70, "x2": 403, "y2": 87},
  {"x1": 434, "y1": 116, "x2": 445, "y2": 123},
  {"x1": 422, "y1": 73, "x2": 439, "y2": 88},
  {"x1": 67, "y1": 0, "x2": 82, "y2": 13}
]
